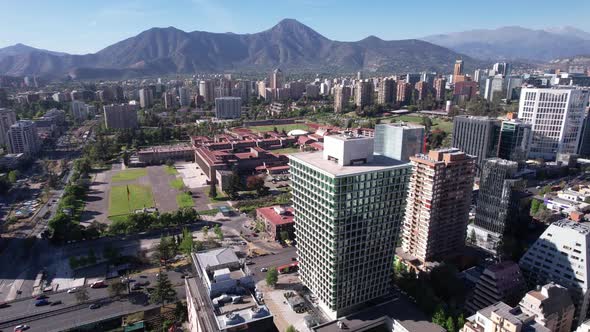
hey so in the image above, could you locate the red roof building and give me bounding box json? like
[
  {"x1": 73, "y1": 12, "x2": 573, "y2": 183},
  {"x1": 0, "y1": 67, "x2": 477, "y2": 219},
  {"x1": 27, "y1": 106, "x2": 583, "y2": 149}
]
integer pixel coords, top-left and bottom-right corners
[{"x1": 256, "y1": 206, "x2": 295, "y2": 241}]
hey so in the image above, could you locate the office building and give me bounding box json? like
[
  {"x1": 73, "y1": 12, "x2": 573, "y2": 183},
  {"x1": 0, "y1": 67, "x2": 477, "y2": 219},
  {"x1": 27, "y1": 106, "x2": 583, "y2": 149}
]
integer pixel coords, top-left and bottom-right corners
[
  {"x1": 199, "y1": 80, "x2": 214, "y2": 103},
  {"x1": 400, "y1": 149, "x2": 475, "y2": 267},
  {"x1": 377, "y1": 78, "x2": 396, "y2": 105},
  {"x1": 270, "y1": 68, "x2": 283, "y2": 90},
  {"x1": 354, "y1": 80, "x2": 373, "y2": 108},
  {"x1": 70, "y1": 101, "x2": 88, "y2": 123},
  {"x1": 374, "y1": 123, "x2": 425, "y2": 162},
  {"x1": 163, "y1": 91, "x2": 174, "y2": 109},
  {"x1": 454, "y1": 59, "x2": 464, "y2": 77},
  {"x1": 421, "y1": 72, "x2": 436, "y2": 85},
  {"x1": 103, "y1": 104, "x2": 139, "y2": 129},
  {"x1": 215, "y1": 97, "x2": 241, "y2": 119},
  {"x1": 334, "y1": 85, "x2": 351, "y2": 113},
  {"x1": 519, "y1": 283, "x2": 575, "y2": 332},
  {"x1": 287, "y1": 81, "x2": 306, "y2": 100},
  {"x1": 505, "y1": 77, "x2": 523, "y2": 101},
  {"x1": 579, "y1": 113, "x2": 590, "y2": 157},
  {"x1": 305, "y1": 84, "x2": 320, "y2": 99},
  {"x1": 452, "y1": 116, "x2": 501, "y2": 174},
  {"x1": 518, "y1": 87, "x2": 589, "y2": 160},
  {"x1": 406, "y1": 73, "x2": 421, "y2": 85},
  {"x1": 179, "y1": 87, "x2": 190, "y2": 107},
  {"x1": 138, "y1": 88, "x2": 153, "y2": 108},
  {"x1": 483, "y1": 76, "x2": 505, "y2": 101},
  {"x1": 493, "y1": 62, "x2": 511, "y2": 76},
  {"x1": 434, "y1": 78, "x2": 446, "y2": 101},
  {"x1": 0, "y1": 108, "x2": 17, "y2": 148},
  {"x1": 519, "y1": 219, "x2": 590, "y2": 325},
  {"x1": 396, "y1": 81, "x2": 412, "y2": 105},
  {"x1": 8, "y1": 120, "x2": 40, "y2": 156},
  {"x1": 465, "y1": 261, "x2": 527, "y2": 313},
  {"x1": 469, "y1": 159, "x2": 524, "y2": 252},
  {"x1": 474, "y1": 69, "x2": 488, "y2": 83},
  {"x1": 498, "y1": 119, "x2": 532, "y2": 161},
  {"x1": 462, "y1": 302, "x2": 551, "y2": 332},
  {"x1": 454, "y1": 81, "x2": 479, "y2": 102},
  {"x1": 289, "y1": 134, "x2": 412, "y2": 319},
  {"x1": 415, "y1": 81, "x2": 429, "y2": 101}
]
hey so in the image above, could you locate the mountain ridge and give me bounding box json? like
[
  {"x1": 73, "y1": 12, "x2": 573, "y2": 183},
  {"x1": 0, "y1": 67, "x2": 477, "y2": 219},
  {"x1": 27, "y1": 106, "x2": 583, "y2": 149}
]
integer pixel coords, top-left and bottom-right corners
[{"x1": 0, "y1": 19, "x2": 482, "y2": 79}]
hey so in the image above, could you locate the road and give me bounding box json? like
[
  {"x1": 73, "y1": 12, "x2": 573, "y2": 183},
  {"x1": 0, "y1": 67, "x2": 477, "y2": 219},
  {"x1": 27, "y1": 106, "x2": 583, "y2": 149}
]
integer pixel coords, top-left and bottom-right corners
[
  {"x1": 0, "y1": 269, "x2": 187, "y2": 332},
  {"x1": 248, "y1": 246, "x2": 297, "y2": 281}
]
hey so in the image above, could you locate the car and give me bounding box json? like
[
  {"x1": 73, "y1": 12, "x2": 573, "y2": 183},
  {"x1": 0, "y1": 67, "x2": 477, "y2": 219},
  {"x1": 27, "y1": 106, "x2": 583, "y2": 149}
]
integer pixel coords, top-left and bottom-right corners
[
  {"x1": 245, "y1": 261, "x2": 255, "y2": 265},
  {"x1": 89, "y1": 303, "x2": 101, "y2": 309},
  {"x1": 260, "y1": 267, "x2": 268, "y2": 272},
  {"x1": 67, "y1": 287, "x2": 78, "y2": 293},
  {"x1": 14, "y1": 324, "x2": 29, "y2": 331},
  {"x1": 90, "y1": 281, "x2": 105, "y2": 288},
  {"x1": 35, "y1": 299, "x2": 49, "y2": 306},
  {"x1": 50, "y1": 300, "x2": 62, "y2": 306},
  {"x1": 35, "y1": 295, "x2": 48, "y2": 300}
]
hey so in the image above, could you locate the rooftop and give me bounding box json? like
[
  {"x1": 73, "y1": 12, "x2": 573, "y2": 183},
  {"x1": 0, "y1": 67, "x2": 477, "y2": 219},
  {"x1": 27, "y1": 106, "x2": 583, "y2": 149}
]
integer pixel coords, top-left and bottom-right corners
[
  {"x1": 195, "y1": 248, "x2": 240, "y2": 270},
  {"x1": 256, "y1": 206, "x2": 294, "y2": 226},
  {"x1": 290, "y1": 151, "x2": 409, "y2": 177}
]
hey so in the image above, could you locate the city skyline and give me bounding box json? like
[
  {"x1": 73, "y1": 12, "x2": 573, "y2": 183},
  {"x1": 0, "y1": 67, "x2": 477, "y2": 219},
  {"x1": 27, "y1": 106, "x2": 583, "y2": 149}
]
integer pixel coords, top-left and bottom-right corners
[{"x1": 1, "y1": 0, "x2": 590, "y2": 54}]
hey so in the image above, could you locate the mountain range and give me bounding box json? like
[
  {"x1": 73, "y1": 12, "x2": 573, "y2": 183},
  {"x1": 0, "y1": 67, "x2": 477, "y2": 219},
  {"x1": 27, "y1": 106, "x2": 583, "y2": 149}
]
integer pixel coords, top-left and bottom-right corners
[
  {"x1": 422, "y1": 26, "x2": 590, "y2": 61},
  {"x1": 0, "y1": 19, "x2": 480, "y2": 79}
]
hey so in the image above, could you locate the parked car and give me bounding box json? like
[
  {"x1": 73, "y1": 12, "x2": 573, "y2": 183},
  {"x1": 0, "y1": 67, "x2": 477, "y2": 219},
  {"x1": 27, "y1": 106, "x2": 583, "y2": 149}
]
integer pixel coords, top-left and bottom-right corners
[
  {"x1": 260, "y1": 267, "x2": 268, "y2": 272},
  {"x1": 35, "y1": 299, "x2": 49, "y2": 306},
  {"x1": 67, "y1": 287, "x2": 78, "y2": 293},
  {"x1": 90, "y1": 281, "x2": 105, "y2": 288},
  {"x1": 35, "y1": 295, "x2": 48, "y2": 300},
  {"x1": 89, "y1": 303, "x2": 101, "y2": 309},
  {"x1": 50, "y1": 300, "x2": 62, "y2": 306},
  {"x1": 131, "y1": 283, "x2": 142, "y2": 290},
  {"x1": 14, "y1": 324, "x2": 29, "y2": 331},
  {"x1": 245, "y1": 261, "x2": 255, "y2": 265}
]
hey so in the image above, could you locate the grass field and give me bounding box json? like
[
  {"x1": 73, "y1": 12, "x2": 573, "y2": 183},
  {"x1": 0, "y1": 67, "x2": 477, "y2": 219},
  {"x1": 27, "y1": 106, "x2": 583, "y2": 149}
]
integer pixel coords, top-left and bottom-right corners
[
  {"x1": 164, "y1": 165, "x2": 178, "y2": 175},
  {"x1": 109, "y1": 184, "x2": 155, "y2": 216},
  {"x1": 176, "y1": 193, "x2": 194, "y2": 208},
  {"x1": 390, "y1": 115, "x2": 453, "y2": 133},
  {"x1": 249, "y1": 123, "x2": 311, "y2": 133},
  {"x1": 198, "y1": 209, "x2": 219, "y2": 216},
  {"x1": 111, "y1": 168, "x2": 148, "y2": 182},
  {"x1": 270, "y1": 147, "x2": 300, "y2": 155},
  {"x1": 169, "y1": 178, "x2": 185, "y2": 190}
]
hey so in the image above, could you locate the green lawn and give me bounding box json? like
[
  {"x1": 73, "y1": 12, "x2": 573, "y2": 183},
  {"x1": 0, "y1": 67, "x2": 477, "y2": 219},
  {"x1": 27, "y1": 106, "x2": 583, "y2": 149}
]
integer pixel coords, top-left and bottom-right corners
[
  {"x1": 249, "y1": 123, "x2": 311, "y2": 133},
  {"x1": 109, "y1": 184, "x2": 155, "y2": 216},
  {"x1": 198, "y1": 209, "x2": 219, "y2": 216},
  {"x1": 111, "y1": 168, "x2": 148, "y2": 182},
  {"x1": 176, "y1": 193, "x2": 194, "y2": 208},
  {"x1": 390, "y1": 115, "x2": 453, "y2": 133},
  {"x1": 169, "y1": 178, "x2": 185, "y2": 190},
  {"x1": 204, "y1": 187, "x2": 230, "y2": 201},
  {"x1": 270, "y1": 147, "x2": 300, "y2": 155},
  {"x1": 164, "y1": 165, "x2": 178, "y2": 175}
]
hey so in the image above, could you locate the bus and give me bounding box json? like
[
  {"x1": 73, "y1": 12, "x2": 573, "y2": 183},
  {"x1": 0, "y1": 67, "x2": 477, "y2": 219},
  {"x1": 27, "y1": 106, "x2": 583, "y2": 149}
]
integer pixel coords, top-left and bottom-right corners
[{"x1": 278, "y1": 262, "x2": 299, "y2": 274}]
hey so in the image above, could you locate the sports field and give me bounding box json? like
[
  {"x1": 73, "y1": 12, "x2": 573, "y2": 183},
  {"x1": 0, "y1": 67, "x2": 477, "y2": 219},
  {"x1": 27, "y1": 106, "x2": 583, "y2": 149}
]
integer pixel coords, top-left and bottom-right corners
[
  {"x1": 109, "y1": 184, "x2": 155, "y2": 216},
  {"x1": 249, "y1": 123, "x2": 311, "y2": 133},
  {"x1": 111, "y1": 169, "x2": 148, "y2": 182}
]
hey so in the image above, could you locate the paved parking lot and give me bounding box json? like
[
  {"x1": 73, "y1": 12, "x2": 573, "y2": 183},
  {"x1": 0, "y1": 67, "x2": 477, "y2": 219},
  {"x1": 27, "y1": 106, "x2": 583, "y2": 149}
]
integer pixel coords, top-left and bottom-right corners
[{"x1": 176, "y1": 162, "x2": 208, "y2": 188}]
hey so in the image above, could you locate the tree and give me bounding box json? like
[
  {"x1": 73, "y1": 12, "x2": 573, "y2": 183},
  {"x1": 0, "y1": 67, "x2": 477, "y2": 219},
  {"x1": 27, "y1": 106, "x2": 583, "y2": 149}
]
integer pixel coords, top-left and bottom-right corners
[
  {"x1": 457, "y1": 314, "x2": 466, "y2": 330},
  {"x1": 165, "y1": 159, "x2": 174, "y2": 167},
  {"x1": 202, "y1": 225, "x2": 209, "y2": 239},
  {"x1": 393, "y1": 259, "x2": 406, "y2": 279},
  {"x1": 173, "y1": 301, "x2": 188, "y2": 322},
  {"x1": 7, "y1": 170, "x2": 19, "y2": 183},
  {"x1": 155, "y1": 236, "x2": 176, "y2": 264},
  {"x1": 445, "y1": 316, "x2": 456, "y2": 332},
  {"x1": 266, "y1": 267, "x2": 278, "y2": 287},
  {"x1": 432, "y1": 305, "x2": 446, "y2": 327},
  {"x1": 179, "y1": 228, "x2": 194, "y2": 256},
  {"x1": 109, "y1": 279, "x2": 128, "y2": 297},
  {"x1": 151, "y1": 271, "x2": 177, "y2": 304},
  {"x1": 467, "y1": 228, "x2": 477, "y2": 245},
  {"x1": 247, "y1": 175, "x2": 269, "y2": 197},
  {"x1": 530, "y1": 199, "x2": 541, "y2": 215},
  {"x1": 213, "y1": 224, "x2": 224, "y2": 241},
  {"x1": 75, "y1": 288, "x2": 90, "y2": 303},
  {"x1": 285, "y1": 325, "x2": 297, "y2": 332},
  {"x1": 226, "y1": 170, "x2": 241, "y2": 199},
  {"x1": 279, "y1": 231, "x2": 290, "y2": 242}
]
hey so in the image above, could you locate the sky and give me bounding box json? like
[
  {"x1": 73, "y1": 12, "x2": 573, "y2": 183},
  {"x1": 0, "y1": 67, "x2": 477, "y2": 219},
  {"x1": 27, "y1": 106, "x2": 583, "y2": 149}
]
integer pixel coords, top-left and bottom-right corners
[{"x1": 1, "y1": 0, "x2": 590, "y2": 54}]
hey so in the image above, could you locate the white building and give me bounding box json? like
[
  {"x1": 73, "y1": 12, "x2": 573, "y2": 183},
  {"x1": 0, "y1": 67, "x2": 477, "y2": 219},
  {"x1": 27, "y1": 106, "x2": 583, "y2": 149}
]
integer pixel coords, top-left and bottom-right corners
[
  {"x1": 138, "y1": 88, "x2": 153, "y2": 108},
  {"x1": 518, "y1": 87, "x2": 589, "y2": 160},
  {"x1": 374, "y1": 123, "x2": 425, "y2": 162},
  {"x1": 462, "y1": 302, "x2": 550, "y2": 332},
  {"x1": 0, "y1": 108, "x2": 17, "y2": 148},
  {"x1": 8, "y1": 120, "x2": 40, "y2": 156},
  {"x1": 519, "y1": 219, "x2": 590, "y2": 326},
  {"x1": 71, "y1": 101, "x2": 88, "y2": 123},
  {"x1": 289, "y1": 134, "x2": 412, "y2": 319},
  {"x1": 214, "y1": 97, "x2": 241, "y2": 119}
]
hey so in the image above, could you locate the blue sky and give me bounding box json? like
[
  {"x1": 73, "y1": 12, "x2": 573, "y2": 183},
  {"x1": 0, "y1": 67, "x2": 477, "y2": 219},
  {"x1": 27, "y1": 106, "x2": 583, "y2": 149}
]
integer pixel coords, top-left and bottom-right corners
[{"x1": 1, "y1": 0, "x2": 589, "y2": 54}]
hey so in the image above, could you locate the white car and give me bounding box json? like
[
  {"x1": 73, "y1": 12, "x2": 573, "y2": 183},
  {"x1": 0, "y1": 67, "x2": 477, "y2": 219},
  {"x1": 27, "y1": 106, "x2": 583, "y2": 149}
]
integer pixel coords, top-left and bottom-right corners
[
  {"x1": 14, "y1": 324, "x2": 30, "y2": 331},
  {"x1": 260, "y1": 267, "x2": 268, "y2": 272},
  {"x1": 67, "y1": 287, "x2": 78, "y2": 293}
]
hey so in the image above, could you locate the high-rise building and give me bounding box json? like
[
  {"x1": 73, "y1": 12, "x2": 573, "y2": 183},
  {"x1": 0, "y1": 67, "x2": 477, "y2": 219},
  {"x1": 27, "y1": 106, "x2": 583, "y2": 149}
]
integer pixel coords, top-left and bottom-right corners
[
  {"x1": 70, "y1": 101, "x2": 88, "y2": 123},
  {"x1": 465, "y1": 261, "x2": 527, "y2": 314},
  {"x1": 473, "y1": 69, "x2": 488, "y2": 83},
  {"x1": 103, "y1": 104, "x2": 139, "y2": 129},
  {"x1": 138, "y1": 88, "x2": 153, "y2": 108},
  {"x1": 518, "y1": 87, "x2": 589, "y2": 160},
  {"x1": 163, "y1": 92, "x2": 174, "y2": 109},
  {"x1": 354, "y1": 80, "x2": 373, "y2": 108},
  {"x1": 270, "y1": 68, "x2": 283, "y2": 90},
  {"x1": 469, "y1": 159, "x2": 524, "y2": 252},
  {"x1": 452, "y1": 116, "x2": 501, "y2": 174},
  {"x1": 493, "y1": 62, "x2": 511, "y2": 76},
  {"x1": 289, "y1": 134, "x2": 412, "y2": 319},
  {"x1": 178, "y1": 87, "x2": 190, "y2": 107},
  {"x1": 453, "y1": 81, "x2": 478, "y2": 102},
  {"x1": 287, "y1": 81, "x2": 306, "y2": 100},
  {"x1": 505, "y1": 77, "x2": 523, "y2": 101},
  {"x1": 498, "y1": 119, "x2": 532, "y2": 161},
  {"x1": 377, "y1": 78, "x2": 396, "y2": 105},
  {"x1": 454, "y1": 59, "x2": 464, "y2": 77},
  {"x1": 214, "y1": 97, "x2": 242, "y2": 119},
  {"x1": 305, "y1": 84, "x2": 320, "y2": 99},
  {"x1": 519, "y1": 219, "x2": 590, "y2": 325},
  {"x1": 420, "y1": 72, "x2": 436, "y2": 85},
  {"x1": 519, "y1": 283, "x2": 575, "y2": 332},
  {"x1": 334, "y1": 85, "x2": 351, "y2": 113},
  {"x1": 483, "y1": 75, "x2": 505, "y2": 101},
  {"x1": 434, "y1": 78, "x2": 446, "y2": 101},
  {"x1": 415, "y1": 81, "x2": 430, "y2": 101},
  {"x1": 199, "y1": 80, "x2": 214, "y2": 103},
  {"x1": 8, "y1": 120, "x2": 40, "y2": 156},
  {"x1": 396, "y1": 81, "x2": 412, "y2": 105},
  {"x1": 0, "y1": 108, "x2": 17, "y2": 148},
  {"x1": 579, "y1": 113, "x2": 590, "y2": 157},
  {"x1": 406, "y1": 73, "x2": 421, "y2": 85},
  {"x1": 401, "y1": 149, "x2": 475, "y2": 268},
  {"x1": 374, "y1": 123, "x2": 425, "y2": 162}
]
